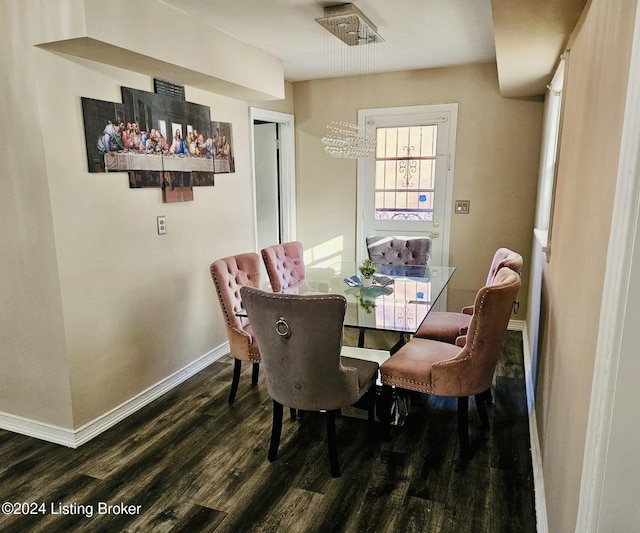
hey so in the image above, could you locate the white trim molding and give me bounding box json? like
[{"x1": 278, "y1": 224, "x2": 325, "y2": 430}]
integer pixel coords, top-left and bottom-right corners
[
  {"x1": 521, "y1": 324, "x2": 549, "y2": 533},
  {"x1": 0, "y1": 343, "x2": 230, "y2": 448},
  {"x1": 577, "y1": 3, "x2": 640, "y2": 529}
]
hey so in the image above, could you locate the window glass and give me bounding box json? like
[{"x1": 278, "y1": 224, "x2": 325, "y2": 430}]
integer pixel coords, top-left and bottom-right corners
[{"x1": 374, "y1": 125, "x2": 438, "y2": 222}]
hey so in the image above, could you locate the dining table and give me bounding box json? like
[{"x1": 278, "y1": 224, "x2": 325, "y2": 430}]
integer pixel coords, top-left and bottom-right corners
[
  {"x1": 238, "y1": 260, "x2": 457, "y2": 423},
  {"x1": 286, "y1": 262, "x2": 457, "y2": 343},
  {"x1": 287, "y1": 261, "x2": 457, "y2": 423}
]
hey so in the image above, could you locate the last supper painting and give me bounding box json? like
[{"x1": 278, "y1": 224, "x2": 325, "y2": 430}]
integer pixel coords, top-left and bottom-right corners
[{"x1": 81, "y1": 86, "x2": 234, "y2": 202}]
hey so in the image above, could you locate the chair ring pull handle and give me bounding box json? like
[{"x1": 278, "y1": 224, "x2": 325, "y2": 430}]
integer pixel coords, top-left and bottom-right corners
[{"x1": 275, "y1": 317, "x2": 292, "y2": 338}]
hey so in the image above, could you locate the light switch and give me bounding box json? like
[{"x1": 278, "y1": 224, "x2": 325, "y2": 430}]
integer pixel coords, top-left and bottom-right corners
[{"x1": 455, "y1": 200, "x2": 470, "y2": 214}]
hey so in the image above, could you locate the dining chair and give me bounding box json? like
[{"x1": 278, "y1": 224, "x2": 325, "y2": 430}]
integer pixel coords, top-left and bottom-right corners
[
  {"x1": 366, "y1": 235, "x2": 431, "y2": 275},
  {"x1": 414, "y1": 248, "x2": 523, "y2": 344},
  {"x1": 379, "y1": 266, "x2": 521, "y2": 459},
  {"x1": 240, "y1": 286, "x2": 379, "y2": 477},
  {"x1": 210, "y1": 253, "x2": 262, "y2": 404},
  {"x1": 260, "y1": 241, "x2": 306, "y2": 293},
  {"x1": 359, "y1": 236, "x2": 432, "y2": 350}
]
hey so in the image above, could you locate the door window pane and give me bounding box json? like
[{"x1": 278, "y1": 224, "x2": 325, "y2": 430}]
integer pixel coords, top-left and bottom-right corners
[{"x1": 374, "y1": 125, "x2": 437, "y2": 221}]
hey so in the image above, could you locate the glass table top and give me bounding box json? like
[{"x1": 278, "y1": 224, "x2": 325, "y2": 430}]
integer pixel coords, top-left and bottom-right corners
[{"x1": 289, "y1": 262, "x2": 457, "y2": 335}]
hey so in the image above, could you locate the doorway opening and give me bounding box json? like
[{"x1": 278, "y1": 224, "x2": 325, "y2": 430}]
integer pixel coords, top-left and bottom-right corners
[{"x1": 249, "y1": 108, "x2": 296, "y2": 252}]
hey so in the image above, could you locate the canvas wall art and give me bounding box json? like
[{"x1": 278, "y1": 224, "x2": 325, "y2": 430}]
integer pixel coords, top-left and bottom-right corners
[{"x1": 81, "y1": 86, "x2": 235, "y2": 203}]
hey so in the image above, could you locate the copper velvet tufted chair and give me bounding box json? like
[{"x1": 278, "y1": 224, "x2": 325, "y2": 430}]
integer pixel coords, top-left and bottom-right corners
[
  {"x1": 379, "y1": 266, "x2": 521, "y2": 459},
  {"x1": 210, "y1": 253, "x2": 262, "y2": 404},
  {"x1": 414, "y1": 248, "x2": 523, "y2": 344},
  {"x1": 240, "y1": 286, "x2": 379, "y2": 477},
  {"x1": 366, "y1": 236, "x2": 432, "y2": 276},
  {"x1": 261, "y1": 241, "x2": 306, "y2": 293}
]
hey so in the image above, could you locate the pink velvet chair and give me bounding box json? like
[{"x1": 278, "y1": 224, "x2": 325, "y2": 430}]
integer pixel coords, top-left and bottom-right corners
[
  {"x1": 379, "y1": 266, "x2": 521, "y2": 459},
  {"x1": 240, "y1": 286, "x2": 379, "y2": 477},
  {"x1": 261, "y1": 241, "x2": 306, "y2": 293},
  {"x1": 210, "y1": 253, "x2": 262, "y2": 404},
  {"x1": 414, "y1": 248, "x2": 523, "y2": 344}
]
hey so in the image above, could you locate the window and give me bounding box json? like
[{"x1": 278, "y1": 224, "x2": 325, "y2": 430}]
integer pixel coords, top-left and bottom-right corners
[
  {"x1": 374, "y1": 125, "x2": 437, "y2": 222},
  {"x1": 535, "y1": 55, "x2": 567, "y2": 259}
]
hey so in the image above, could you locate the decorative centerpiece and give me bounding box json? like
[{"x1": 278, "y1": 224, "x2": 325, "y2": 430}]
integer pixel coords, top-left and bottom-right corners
[
  {"x1": 357, "y1": 295, "x2": 376, "y2": 314},
  {"x1": 358, "y1": 258, "x2": 377, "y2": 287}
]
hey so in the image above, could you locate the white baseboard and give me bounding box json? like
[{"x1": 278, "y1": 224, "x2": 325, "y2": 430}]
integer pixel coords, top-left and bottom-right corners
[
  {"x1": 0, "y1": 342, "x2": 230, "y2": 448},
  {"x1": 521, "y1": 324, "x2": 548, "y2": 533}
]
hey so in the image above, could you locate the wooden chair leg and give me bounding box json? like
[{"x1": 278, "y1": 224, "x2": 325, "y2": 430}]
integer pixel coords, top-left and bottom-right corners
[
  {"x1": 475, "y1": 389, "x2": 491, "y2": 429},
  {"x1": 484, "y1": 387, "x2": 493, "y2": 405},
  {"x1": 367, "y1": 388, "x2": 376, "y2": 425},
  {"x1": 457, "y1": 396, "x2": 471, "y2": 460},
  {"x1": 228, "y1": 358, "x2": 242, "y2": 404},
  {"x1": 269, "y1": 400, "x2": 284, "y2": 462},
  {"x1": 326, "y1": 410, "x2": 340, "y2": 477},
  {"x1": 251, "y1": 362, "x2": 260, "y2": 386},
  {"x1": 379, "y1": 384, "x2": 394, "y2": 441}
]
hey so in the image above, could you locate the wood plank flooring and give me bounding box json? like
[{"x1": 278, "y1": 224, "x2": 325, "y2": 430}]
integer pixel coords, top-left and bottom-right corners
[{"x1": 0, "y1": 331, "x2": 535, "y2": 532}]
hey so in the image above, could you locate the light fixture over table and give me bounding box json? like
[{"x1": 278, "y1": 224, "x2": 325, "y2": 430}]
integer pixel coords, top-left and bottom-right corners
[
  {"x1": 315, "y1": 3, "x2": 384, "y2": 47},
  {"x1": 316, "y1": 3, "x2": 383, "y2": 158}
]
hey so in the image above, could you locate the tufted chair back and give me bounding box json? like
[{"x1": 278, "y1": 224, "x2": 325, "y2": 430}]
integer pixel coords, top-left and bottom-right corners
[
  {"x1": 366, "y1": 236, "x2": 432, "y2": 267},
  {"x1": 210, "y1": 253, "x2": 263, "y2": 403},
  {"x1": 261, "y1": 241, "x2": 306, "y2": 293},
  {"x1": 485, "y1": 247, "x2": 524, "y2": 285},
  {"x1": 429, "y1": 266, "x2": 522, "y2": 396}
]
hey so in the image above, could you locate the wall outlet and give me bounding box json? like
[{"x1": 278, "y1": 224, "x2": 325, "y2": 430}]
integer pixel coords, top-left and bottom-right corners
[
  {"x1": 455, "y1": 200, "x2": 470, "y2": 214},
  {"x1": 157, "y1": 216, "x2": 167, "y2": 234}
]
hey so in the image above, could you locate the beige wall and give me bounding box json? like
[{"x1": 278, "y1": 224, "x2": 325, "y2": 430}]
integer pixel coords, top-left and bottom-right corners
[
  {"x1": 534, "y1": 0, "x2": 636, "y2": 530},
  {"x1": 0, "y1": 4, "x2": 74, "y2": 428},
  {"x1": 251, "y1": 81, "x2": 295, "y2": 115},
  {"x1": 1, "y1": 0, "x2": 289, "y2": 430},
  {"x1": 293, "y1": 63, "x2": 542, "y2": 315}
]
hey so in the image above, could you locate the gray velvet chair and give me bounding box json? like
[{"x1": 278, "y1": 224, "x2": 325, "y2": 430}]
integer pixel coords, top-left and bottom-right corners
[
  {"x1": 366, "y1": 235, "x2": 431, "y2": 276},
  {"x1": 240, "y1": 286, "x2": 379, "y2": 477},
  {"x1": 210, "y1": 253, "x2": 262, "y2": 404},
  {"x1": 414, "y1": 248, "x2": 523, "y2": 344},
  {"x1": 260, "y1": 241, "x2": 306, "y2": 293},
  {"x1": 379, "y1": 266, "x2": 521, "y2": 459}
]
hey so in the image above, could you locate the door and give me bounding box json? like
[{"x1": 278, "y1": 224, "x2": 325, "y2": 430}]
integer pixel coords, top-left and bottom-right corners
[
  {"x1": 254, "y1": 121, "x2": 281, "y2": 251},
  {"x1": 250, "y1": 108, "x2": 296, "y2": 251},
  {"x1": 357, "y1": 104, "x2": 458, "y2": 266}
]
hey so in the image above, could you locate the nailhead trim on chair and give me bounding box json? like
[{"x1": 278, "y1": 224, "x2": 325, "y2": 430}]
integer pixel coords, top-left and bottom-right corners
[
  {"x1": 210, "y1": 261, "x2": 261, "y2": 362},
  {"x1": 382, "y1": 269, "x2": 521, "y2": 395},
  {"x1": 380, "y1": 374, "x2": 433, "y2": 393},
  {"x1": 242, "y1": 290, "x2": 347, "y2": 312}
]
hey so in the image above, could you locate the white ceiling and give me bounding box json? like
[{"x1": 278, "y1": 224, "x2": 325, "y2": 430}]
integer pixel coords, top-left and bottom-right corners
[{"x1": 158, "y1": 0, "x2": 586, "y2": 97}]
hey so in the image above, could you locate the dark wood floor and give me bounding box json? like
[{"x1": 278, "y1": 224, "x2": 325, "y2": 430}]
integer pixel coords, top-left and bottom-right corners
[{"x1": 0, "y1": 331, "x2": 535, "y2": 532}]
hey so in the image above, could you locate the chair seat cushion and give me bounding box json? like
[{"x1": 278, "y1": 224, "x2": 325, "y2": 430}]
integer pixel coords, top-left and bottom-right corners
[
  {"x1": 341, "y1": 357, "x2": 379, "y2": 395},
  {"x1": 414, "y1": 311, "x2": 471, "y2": 343},
  {"x1": 380, "y1": 338, "x2": 460, "y2": 394}
]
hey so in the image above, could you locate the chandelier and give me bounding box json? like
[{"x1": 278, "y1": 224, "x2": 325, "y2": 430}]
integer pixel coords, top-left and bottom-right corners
[
  {"x1": 316, "y1": 4, "x2": 382, "y2": 159},
  {"x1": 321, "y1": 121, "x2": 377, "y2": 158}
]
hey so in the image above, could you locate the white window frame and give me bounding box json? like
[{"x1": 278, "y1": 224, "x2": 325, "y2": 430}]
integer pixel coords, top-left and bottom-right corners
[{"x1": 534, "y1": 55, "x2": 568, "y2": 261}]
